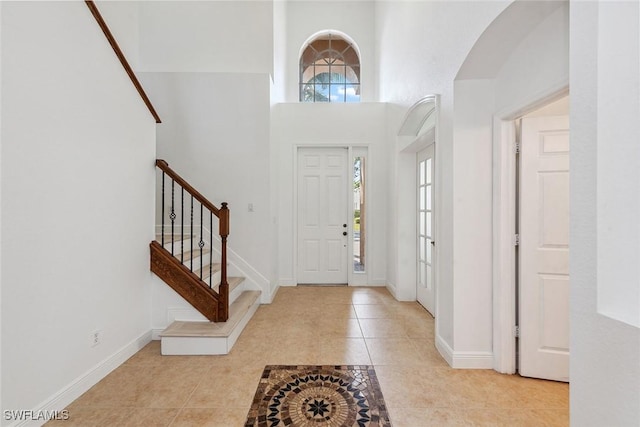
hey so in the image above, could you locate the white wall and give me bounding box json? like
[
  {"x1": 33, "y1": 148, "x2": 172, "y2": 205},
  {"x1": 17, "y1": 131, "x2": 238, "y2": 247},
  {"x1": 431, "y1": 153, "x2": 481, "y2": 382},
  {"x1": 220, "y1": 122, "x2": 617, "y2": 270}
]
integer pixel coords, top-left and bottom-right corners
[
  {"x1": 571, "y1": 1, "x2": 640, "y2": 425},
  {"x1": 493, "y1": 3, "x2": 569, "y2": 113},
  {"x1": 272, "y1": 0, "x2": 288, "y2": 104},
  {"x1": 375, "y1": 0, "x2": 509, "y2": 356},
  {"x1": 272, "y1": 103, "x2": 388, "y2": 286},
  {"x1": 595, "y1": 0, "x2": 640, "y2": 328},
  {"x1": 137, "y1": 0, "x2": 273, "y2": 73},
  {"x1": 139, "y1": 72, "x2": 273, "y2": 296},
  {"x1": 283, "y1": 0, "x2": 376, "y2": 102},
  {"x1": 451, "y1": 79, "x2": 495, "y2": 356},
  {"x1": 448, "y1": 1, "x2": 568, "y2": 365},
  {"x1": 96, "y1": 0, "x2": 141, "y2": 69},
  {"x1": 1, "y1": 1, "x2": 156, "y2": 422}
]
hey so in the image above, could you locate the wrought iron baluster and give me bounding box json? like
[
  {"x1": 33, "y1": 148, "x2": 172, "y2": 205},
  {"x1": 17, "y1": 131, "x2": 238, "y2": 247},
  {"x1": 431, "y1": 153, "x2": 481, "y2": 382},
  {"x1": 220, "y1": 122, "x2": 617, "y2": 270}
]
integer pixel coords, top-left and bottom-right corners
[
  {"x1": 170, "y1": 179, "x2": 176, "y2": 255},
  {"x1": 210, "y1": 212, "x2": 213, "y2": 289},
  {"x1": 190, "y1": 195, "x2": 194, "y2": 272},
  {"x1": 181, "y1": 187, "x2": 184, "y2": 264},
  {"x1": 161, "y1": 171, "x2": 165, "y2": 247},
  {"x1": 199, "y1": 203, "x2": 204, "y2": 280}
]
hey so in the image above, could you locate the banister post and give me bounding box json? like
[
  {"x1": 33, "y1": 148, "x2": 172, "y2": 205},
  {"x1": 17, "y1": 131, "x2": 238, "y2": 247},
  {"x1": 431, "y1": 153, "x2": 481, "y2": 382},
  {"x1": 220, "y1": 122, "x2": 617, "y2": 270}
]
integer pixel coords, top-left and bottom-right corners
[{"x1": 218, "y1": 202, "x2": 230, "y2": 321}]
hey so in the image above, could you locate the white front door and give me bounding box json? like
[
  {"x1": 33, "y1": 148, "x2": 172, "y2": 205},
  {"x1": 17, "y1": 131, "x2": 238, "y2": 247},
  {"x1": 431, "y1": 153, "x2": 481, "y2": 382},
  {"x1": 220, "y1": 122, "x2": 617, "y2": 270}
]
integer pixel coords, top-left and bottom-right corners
[
  {"x1": 519, "y1": 115, "x2": 570, "y2": 382},
  {"x1": 297, "y1": 147, "x2": 349, "y2": 284},
  {"x1": 417, "y1": 145, "x2": 435, "y2": 315}
]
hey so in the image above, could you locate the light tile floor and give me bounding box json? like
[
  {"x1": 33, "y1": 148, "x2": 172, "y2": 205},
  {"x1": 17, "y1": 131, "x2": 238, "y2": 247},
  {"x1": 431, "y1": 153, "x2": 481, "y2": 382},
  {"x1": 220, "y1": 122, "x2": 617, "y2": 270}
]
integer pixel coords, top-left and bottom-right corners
[{"x1": 48, "y1": 286, "x2": 569, "y2": 426}]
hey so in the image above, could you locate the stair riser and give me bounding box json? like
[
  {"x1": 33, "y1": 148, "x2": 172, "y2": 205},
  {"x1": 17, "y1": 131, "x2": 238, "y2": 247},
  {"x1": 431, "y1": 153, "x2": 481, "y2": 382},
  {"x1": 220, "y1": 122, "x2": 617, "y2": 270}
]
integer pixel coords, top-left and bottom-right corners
[
  {"x1": 203, "y1": 271, "x2": 222, "y2": 287},
  {"x1": 160, "y1": 290, "x2": 261, "y2": 356}
]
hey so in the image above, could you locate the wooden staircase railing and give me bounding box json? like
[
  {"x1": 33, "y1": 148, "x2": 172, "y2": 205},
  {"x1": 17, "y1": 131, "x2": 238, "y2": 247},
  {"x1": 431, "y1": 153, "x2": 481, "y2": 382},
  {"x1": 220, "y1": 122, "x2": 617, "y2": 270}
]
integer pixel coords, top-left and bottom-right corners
[
  {"x1": 150, "y1": 159, "x2": 229, "y2": 322},
  {"x1": 85, "y1": 1, "x2": 161, "y2": 123}
]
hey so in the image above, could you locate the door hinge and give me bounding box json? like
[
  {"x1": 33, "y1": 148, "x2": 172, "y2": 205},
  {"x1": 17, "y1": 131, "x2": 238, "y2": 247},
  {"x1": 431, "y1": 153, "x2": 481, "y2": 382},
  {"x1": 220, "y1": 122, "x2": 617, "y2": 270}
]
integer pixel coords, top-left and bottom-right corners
[
  {"x1": 513, "y1": 234, "x2": 520, "y2": 246},
  {"x1": 515, "y1": 141, "x2": 520, "y2": 154},
  {"x1": 514, "y1": 325, "x2": 520, "y2": 338}
]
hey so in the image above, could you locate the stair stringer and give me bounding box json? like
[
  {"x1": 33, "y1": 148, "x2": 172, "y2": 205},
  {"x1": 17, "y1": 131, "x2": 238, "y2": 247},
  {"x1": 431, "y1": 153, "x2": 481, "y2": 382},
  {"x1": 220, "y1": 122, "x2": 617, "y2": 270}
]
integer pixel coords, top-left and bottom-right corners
[{"x1": 149, "y1": 241, "x2": 222, "y2": 322}]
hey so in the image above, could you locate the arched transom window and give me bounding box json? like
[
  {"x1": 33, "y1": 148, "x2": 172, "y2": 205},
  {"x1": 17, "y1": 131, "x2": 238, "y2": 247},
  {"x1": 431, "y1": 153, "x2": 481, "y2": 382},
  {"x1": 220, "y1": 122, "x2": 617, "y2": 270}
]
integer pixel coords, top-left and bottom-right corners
[{"x1": 299, "y1": 34, "x2": 360, "y2": 103}]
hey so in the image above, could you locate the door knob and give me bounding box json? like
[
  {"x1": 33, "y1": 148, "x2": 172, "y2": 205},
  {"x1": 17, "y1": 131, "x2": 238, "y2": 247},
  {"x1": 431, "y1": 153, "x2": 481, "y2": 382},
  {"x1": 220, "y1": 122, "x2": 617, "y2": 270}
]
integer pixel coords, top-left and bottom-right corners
[{"x1": 343, "y1": 231, "x2": 348, "y2": 236}]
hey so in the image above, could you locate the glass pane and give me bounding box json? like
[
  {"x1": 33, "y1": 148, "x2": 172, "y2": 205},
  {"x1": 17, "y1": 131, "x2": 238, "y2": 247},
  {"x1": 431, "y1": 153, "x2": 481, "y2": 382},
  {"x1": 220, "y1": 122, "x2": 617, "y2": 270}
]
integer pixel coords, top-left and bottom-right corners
[
  {"x1": 420, "y1": 212, "x2": 426, "y2": 235},
  {"x1": 419, "y1": 161, "x2": 426, "y2": 185},
  {"x1": 419, "y1": 236, "x2": 426, "y2": 261},
  {"x1": 426, "y1": 238, "x2": 432, "y2": 263},
  {"x1": 426, "y1": 264, "x2": 433, "y2": 290},
  {"x1": 426, "y1": 158, "x2": 432, "y2": 184},
  {"x1": 426, "y1": 185, "x2": 432, "y2": 210},
  {"x1": 330, "y1": 71, "x2": 346, "y2": 83},
  {"x1": 354, "y1": 157, "x2": 365, "y2": 273},
  {"x1": 426, "y1": 212, "x2": 432, "y2": 236},
  {"x1": 315, "y1": 88, "x2": 330, "y2": 102},
  {"x1": 420, "y1": 261, "x2": 427, "y2": 287},
  {"x1": 420, "y1": 186, "x2": 426, "y2": 210},
  {"x1": 345, "y1": 84, "x2": 360, "y2": 102}
]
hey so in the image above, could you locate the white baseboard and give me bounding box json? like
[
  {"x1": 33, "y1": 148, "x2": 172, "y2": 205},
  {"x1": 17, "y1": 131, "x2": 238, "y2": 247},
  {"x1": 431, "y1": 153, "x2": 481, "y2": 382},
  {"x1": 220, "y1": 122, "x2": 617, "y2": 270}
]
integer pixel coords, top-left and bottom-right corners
[
  {"x1": 451, "y1": 351, "x2": 494, "y2": 369},
  {"x1": 386, "y1": 282, "x2": 397, "y2": 299},
  {"x1": 151, "y1": 328, "x2": 164, "y2": 340},
  {"x1": 436, "y1": 334, "x2": 493, "y2": 369},
  {"x1": 435, "y1": 334, "x2": 454, "y2": 367},
  {"x1": 268, "y1": 283, "x2": 280, "y2": 303},
  {"x1": 278, "y1": 278, "x2": 296, "y2": 287},
  {"x1": 10, "y1": 331, "x2": 152, "y2": 427}
]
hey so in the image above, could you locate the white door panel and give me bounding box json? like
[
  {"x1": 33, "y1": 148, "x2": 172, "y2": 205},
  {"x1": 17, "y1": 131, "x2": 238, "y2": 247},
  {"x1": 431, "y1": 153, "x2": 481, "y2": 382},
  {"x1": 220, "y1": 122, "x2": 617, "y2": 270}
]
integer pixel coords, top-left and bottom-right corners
[
  {"x1": 297, "y1": 148, "x2": 349, "y2": 284},
  {"x1": 417, "y1": 145, "x2": 435, "y2": 315},
  {"x1": 519, "y1": 115, "x2": 570, "y2": 382}
]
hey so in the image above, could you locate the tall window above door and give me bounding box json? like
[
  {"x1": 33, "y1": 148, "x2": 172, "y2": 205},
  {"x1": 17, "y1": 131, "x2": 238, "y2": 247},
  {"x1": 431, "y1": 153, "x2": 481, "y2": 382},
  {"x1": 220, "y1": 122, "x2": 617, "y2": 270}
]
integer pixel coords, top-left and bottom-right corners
[{"x1": 299, "y1": 33, "x2": 360, "y2": 103}]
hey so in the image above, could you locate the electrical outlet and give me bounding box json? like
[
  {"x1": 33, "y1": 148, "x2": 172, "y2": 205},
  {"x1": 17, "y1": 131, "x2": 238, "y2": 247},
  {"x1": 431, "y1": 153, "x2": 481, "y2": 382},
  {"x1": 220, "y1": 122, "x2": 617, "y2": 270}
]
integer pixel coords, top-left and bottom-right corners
[{"x1": 91, "y1": 330, "x2": 102, "y2": 347}]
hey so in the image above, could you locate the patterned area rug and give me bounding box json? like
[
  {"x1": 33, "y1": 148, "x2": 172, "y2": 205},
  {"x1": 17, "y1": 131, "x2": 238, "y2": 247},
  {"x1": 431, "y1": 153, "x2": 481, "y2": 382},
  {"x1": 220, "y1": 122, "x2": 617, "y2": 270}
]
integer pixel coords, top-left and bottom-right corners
[{"x1": 245, "y1": 365, "x2": 392, "y2": 427}]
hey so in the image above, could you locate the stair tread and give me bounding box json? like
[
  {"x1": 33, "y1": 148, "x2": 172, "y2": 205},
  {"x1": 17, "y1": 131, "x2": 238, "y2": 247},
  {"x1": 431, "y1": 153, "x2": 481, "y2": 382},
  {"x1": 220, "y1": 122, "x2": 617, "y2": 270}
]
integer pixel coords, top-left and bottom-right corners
[
  {"x1": 160, "y1": 290, "x2": 261, "y2": 338},
  {"x1": 193, "y1": 263, "x2": 222, "y2": 280},
  {"x1": 212, "y1": 276, "x2": 244, "y2": 293}
]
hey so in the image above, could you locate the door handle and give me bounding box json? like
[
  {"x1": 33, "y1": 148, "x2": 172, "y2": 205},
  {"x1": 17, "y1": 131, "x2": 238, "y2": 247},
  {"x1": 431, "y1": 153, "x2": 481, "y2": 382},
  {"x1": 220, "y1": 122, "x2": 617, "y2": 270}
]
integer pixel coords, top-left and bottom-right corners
[
  {"x1": 430, "y1": 241, "x2": 436, "y2": 246},
  {"x1": 343, "y1": 231, "x2": 348, "y2": 236}
]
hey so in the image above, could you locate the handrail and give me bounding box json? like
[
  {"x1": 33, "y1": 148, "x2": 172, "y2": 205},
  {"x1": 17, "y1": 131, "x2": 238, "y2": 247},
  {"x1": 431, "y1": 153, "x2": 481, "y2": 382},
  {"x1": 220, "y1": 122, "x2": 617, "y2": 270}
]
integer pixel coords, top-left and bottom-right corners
[
  {"x1": 156, "y1": 159, "x2": 221, "y2": 216},
  {"x1": 85, "y1": 1, "x2": 161, "y2": 124}
]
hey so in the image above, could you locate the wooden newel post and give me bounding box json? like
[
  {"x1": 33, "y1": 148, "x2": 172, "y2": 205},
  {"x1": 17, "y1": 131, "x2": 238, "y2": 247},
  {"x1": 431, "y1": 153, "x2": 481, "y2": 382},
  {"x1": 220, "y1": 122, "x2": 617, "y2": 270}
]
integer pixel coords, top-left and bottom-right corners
[{"x1": 218, "y1": 202, "x2": 230, "y2": 321}]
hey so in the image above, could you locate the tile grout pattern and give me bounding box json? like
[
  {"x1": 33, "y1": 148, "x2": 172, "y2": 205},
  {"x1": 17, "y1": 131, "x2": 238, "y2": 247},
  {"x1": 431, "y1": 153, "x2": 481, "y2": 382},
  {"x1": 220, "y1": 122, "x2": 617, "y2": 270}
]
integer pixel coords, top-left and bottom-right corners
[{"x1": 47, "y1": 286, "x2": 569, "y2": 426}]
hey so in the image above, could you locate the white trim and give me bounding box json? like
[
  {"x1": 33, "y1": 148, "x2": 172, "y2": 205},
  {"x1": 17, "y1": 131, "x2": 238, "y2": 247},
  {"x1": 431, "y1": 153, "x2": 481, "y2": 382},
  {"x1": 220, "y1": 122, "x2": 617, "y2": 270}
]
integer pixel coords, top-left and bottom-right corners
[
  {"x1": 436, "y1": 334, "x2": 493, "y2": 369},
  {"x1": 492, "y1": 82, "x2": 569, "y2": 374},
  {"x1": 268, "y1": 284, "x2": 280, "y2": 303},
  {"x1": 9, "y1": 331, "x2": 152, "y2": 427},
  {"x1": 386, "y1": 282, "x2": 398, "y2": 299},
  {"x1": 151, "y1": 329, "x2": 164, "y2": 341},
  {"x1": 451, "y1": 351, "x2": 494, "y2": 369},
  {"x1": 491, "y1": 118, "x2": 518, "y2": 374},
  {"x1": 435, "y1": 334, "x2": 454, "y2": 367},
  {"x1": 167, "y1": 307, "x2": 207, "y2": 323}
]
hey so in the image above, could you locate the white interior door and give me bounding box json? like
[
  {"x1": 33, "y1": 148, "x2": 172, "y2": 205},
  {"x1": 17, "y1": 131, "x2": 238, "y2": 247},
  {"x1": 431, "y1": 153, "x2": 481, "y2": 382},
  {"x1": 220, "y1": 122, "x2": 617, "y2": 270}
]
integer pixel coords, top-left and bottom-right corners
[
  {"x1": 297, "y1": 147, "x2": 349, "y2": 284},
  {"x1": 417, "y1": 145, "x2": 435, "y2": 314},
  {"x1": 519, "y1": 115, "x2": 570, "y2": 382}
]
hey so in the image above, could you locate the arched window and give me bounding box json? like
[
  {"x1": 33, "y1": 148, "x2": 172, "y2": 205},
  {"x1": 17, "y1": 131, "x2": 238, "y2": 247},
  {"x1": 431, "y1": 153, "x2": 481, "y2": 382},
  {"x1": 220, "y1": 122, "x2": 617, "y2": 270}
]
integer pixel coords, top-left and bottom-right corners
[{"x1": 299, "y1": 33, "x2": 360, "y2": 103}]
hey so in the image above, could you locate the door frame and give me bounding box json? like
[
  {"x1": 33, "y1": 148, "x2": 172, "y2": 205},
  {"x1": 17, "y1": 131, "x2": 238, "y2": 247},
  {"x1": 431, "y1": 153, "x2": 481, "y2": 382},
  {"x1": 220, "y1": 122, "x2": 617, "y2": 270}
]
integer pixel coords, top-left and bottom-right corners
[
  {"x1": 293, "y1": 144, "x2": 371, "y2": 286},
  {"x1": 492, "y1": 82, "x2": 569, "y2": 374}
]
